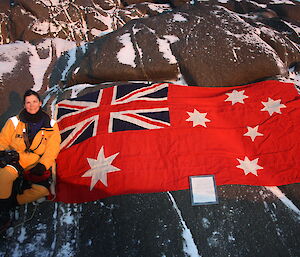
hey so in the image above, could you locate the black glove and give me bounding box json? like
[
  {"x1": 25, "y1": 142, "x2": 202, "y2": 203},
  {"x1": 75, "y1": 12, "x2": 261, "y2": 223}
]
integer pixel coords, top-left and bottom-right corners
[
  {"x1": 29, "y1": 163, "x2": 46, "y2": 176},
  {"x1": 0, "y1": 150, "x2": 20, "y2": 168},
  {"x1": 0, "y1": 150, "x2": 7, "y2": 168}
]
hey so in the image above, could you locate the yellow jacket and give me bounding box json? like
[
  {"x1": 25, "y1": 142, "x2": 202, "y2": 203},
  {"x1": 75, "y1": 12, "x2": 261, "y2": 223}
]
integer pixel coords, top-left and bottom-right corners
[{"x1": 0, "y1": 112, "x2": 61, "y2": 170}]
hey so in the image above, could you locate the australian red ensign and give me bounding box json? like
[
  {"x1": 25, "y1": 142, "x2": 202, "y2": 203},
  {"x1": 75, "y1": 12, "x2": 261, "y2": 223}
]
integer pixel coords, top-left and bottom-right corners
[{"x1": 54, "y1": 80, "x2": 300, "y2": 203}]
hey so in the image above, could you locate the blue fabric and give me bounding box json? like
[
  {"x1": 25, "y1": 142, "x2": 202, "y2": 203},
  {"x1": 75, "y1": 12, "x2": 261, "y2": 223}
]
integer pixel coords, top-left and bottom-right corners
[{"x1": 27, "y1": 117, "x2": 44, "y2": 143}]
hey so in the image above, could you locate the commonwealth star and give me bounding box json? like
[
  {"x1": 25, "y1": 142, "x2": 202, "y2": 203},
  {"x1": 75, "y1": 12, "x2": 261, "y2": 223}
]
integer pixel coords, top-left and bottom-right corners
[{"x1": 82, "y1": 146, "x2": 120, "y2": 190}]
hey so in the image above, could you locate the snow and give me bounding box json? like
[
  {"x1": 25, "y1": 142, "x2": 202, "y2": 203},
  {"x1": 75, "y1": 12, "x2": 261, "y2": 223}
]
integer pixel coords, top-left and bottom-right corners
[
  {"x1": 17, "y1": 227, "x2": 27, "y2": 243},
  {"x1": 117, "y1": 33, "x2": 136, "y2": 68},
  {"x1": 270, "y1": 0, "x2": 295, "y2": 4},
  {"x1": 28, "y1": 43, "x2": 52, "y2": 92},
  {"x1": 175, "y1": 73, "x2": 188, "y2": 86},
  {"x1": 52, "y1": 38, "x2": 78, "y2": 57},
  {"x1": 167, "y1": 192, "x2": 201, "y2": 257},
  {"x1": 66, "y1": 83, "x2": 97, "y2": 98},
  {"x1": 32, "y1": 20, "x2": 51, "y2": 35},
  {"x1": 0, "y1": 38, "x2": 78, "y2": 92},
  {"x1": 41, "y1": 0, "x2": 61, "y2": 6},
  {"x1": 60, "y1": 208, "x2": 74, "y2": 225},
  {"x1": 232, "y1": 47, "x2": 238, "y2": 61},
  {"x1": 157, "y1": 36, "x2": 179, "y2": 64},
  {"x1": 265, "y1": 186, "x2": 300, "y2": 217},
  {"x1": 201, "y1": 218, "x2": 211, "y2": 229},
  {"x1": 94, "y1": 11, "x2": 114, "y2": 33},
  {"x1": 32, "y1": 38, "x2": 76, "y2": 89},
  {"x1": 163, "y1": 35, "x2": 180, "y2": 44},
  {"x1": 278, "y1": 66, "x2": 300, "y2": 90},
  {"x1": 173, "y1": 14, "x2": 187, "y2": 22},
  {"x1": 57, "y1": 242, "x2": 74, "y2": 257},
  {"x1": 0, "y1": 41, "x2": 30, "y2": 82},
  {"x1": 147, "y1": 3, "x2": 171, "y2": 13},
  {"x1": 90, "y1": 28, "x2": 103, "y2": 37},
  {"x1": 282, "y1": 20, "x2": 300, "y2": 35}
]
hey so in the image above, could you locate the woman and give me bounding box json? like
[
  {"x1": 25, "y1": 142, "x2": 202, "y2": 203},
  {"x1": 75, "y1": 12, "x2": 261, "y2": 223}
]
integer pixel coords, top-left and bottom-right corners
[{"x1": 0, "y1": 89, "x2": 61, "y2": 231}]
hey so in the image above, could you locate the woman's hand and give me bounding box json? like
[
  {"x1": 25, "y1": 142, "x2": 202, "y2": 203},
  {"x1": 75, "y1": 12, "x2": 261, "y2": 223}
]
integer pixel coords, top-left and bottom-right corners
[{"x1": 0, "y1": 150, "x2": 19, "y2": 168}]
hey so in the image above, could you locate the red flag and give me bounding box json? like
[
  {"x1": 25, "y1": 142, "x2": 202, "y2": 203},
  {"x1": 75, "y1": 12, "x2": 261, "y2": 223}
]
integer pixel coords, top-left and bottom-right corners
[{"x1": 55, "y1": 80, "x2": 300, "y2": 203}]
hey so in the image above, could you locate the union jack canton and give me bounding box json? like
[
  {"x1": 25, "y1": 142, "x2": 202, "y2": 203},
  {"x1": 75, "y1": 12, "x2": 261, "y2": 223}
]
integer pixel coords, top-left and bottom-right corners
[{"x1": 56, "y1": 83, "x2": 170, "y2": 150}]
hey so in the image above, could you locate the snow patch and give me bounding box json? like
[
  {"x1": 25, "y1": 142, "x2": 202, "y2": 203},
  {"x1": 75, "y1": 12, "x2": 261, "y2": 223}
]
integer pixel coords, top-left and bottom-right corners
[
  {"x1": 270, "y1": 0, "x2": 295, "y2": 4},
  {"x1": 282, "y1": 20, "x2": 300, "y2": 35},
  {"x1": 175, "y1": 73, "x2": 188, "y2": 86},
  {"x1": 40, "y1": 0, "x2": 61, "y2": 6},
  {"x1": 148, "y1": 3, "x2": 171, "y2": 13},
  {"x1": 157, "y1": 36, "x2": 179, "y2": 64},
  {"x1": 60, "y1": 208, "x2": 75, "y2": 225},
  {"x1": 117, "y1": 33, "x2": 136, "y2": 68},
  {"x1": 278, "y1": 66, "x2": 300, "y2": 92},
  {"x1": 57, "y1": 242, "x2": 74, "y2": 257},
  {"x1": 265, "y1": 186, "x2": 300, "y2": 217},
  {"x1": 32, "y1": 20, "x2": 51, "y2": 35},
  {"x1": 52, "y1": 38, "x2": 78, "y2": 57},
  {"x1": 173, "y1": 14, "x2": 187, "y2": 22},
  {"x1": 201, "y1": 218, "x2": 211, "y2": 229},
  {"x1": 207, "y1": 231, "x2": 222, "y2": 247},
  {"x1": 17, "y1": 227, "x2": 27, "y2": 243},
  {"x1": 132, "y1": 26, "x2": 142, "y2": 35},
  {"x1": 163, "y1": 35, "x2": 180, "y2": 44},
  {"x1": 167, "y1": 192, "x2": 201, "y2": 257},
  {"x1": 67, "y1": 83, "x2": 98, "y2": 98},
  {"x1": 0, "y1": 42, "x2": 30, "y2": 82},
  {"x1": 28, "y1": 43, "x2": 52, "y2": 92},
  {"x1": 90, "y1": 28, "x2": 103, "y2": 37}
]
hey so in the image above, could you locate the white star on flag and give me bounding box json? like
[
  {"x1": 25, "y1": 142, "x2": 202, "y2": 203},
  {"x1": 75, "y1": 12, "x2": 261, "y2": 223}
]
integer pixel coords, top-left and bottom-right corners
[
  {"x1": 225, "y1": 90, "x2": 249, "y2": 105},
  {"x1": 236, "y1": 157, "x2": 263, "y2": 176},
  {"x1": 261, "y1": 97, "x2": 286, "y2": 116},
  {"x1": 186, "y1": 109, "x2": 210, "y2": 127},
  {"x1": 82, "y1": 146, "x2": 120, "y2": 190},
  {"x1": 243, "y1": 125, "x2": 263, "y2": 141}
]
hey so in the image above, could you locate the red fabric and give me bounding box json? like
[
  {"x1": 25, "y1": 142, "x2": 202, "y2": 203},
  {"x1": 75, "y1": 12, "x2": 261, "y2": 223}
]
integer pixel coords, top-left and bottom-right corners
[
  {"x1": 55, "y1": 80, "x2": 300, "y2": 203},
  {"x1": 23, "y1": 169, "x2": 51, "y2": 183}
]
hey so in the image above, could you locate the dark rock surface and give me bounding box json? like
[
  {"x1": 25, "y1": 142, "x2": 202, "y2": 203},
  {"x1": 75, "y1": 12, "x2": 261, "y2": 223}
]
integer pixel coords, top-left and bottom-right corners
[{"x1": 1, "y1": 185, "x2": 300, "y2": 256}]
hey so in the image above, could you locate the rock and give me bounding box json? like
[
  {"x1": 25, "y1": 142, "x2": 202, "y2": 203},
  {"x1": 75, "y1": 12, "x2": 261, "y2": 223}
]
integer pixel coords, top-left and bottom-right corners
[
  {"x1": 66, "y1": 4, "x2": 300, "y2": 87},
  {"x1": 0, "y1": 0, "x2": 172, "y2": 43}
]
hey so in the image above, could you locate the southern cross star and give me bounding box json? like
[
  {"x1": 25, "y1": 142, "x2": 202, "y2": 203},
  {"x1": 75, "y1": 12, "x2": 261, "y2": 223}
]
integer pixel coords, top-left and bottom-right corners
[
  {"x1": 261, "y1": 97, "x2": 286, "y2": 116},
  {"x1": 224, "y1": 89, "x2": 248, "y2": 105},
  {"x1": 82, "y1": 146, "x2": 120, "y2": 190},
  {"x1": 243, "y1": 125, "x2": 263, "y2": 141},
  {"x1": 186, "y1": 109, "x2": 210, "y2": 127},
  {"x1": 236, "y1": 157, "x2": 263, "y2": 176}
]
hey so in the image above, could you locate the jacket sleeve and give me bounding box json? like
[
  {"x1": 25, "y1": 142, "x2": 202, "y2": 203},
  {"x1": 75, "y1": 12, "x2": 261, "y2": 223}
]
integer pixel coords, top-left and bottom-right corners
[
  {"x1": 39, "y1": 122, "x2": 61, "y2": 170},
  {"x1": 0, "y1": 119, "x2": 14, "y2": 151}
]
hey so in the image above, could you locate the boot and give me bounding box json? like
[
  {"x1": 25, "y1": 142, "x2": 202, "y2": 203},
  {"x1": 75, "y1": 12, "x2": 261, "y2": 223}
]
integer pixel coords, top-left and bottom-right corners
[
  {"x1": 0, "y1": 209, "x2": 11, "y2": 233},
  {"x1": 0, "y1": 195, "x2": 17, "y2": 233}
]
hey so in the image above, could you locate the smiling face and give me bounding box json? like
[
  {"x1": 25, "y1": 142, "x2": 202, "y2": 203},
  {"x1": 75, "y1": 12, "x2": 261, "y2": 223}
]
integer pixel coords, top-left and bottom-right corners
[{"x1": 24, "y1": 94, "x2": 42, "y2": 114}]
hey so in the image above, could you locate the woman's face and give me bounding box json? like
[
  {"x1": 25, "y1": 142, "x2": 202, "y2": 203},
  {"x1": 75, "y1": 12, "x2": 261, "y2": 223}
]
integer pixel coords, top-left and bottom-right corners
[{"x1": 24, "y1": 95, "x2": 42, "y2": 114}]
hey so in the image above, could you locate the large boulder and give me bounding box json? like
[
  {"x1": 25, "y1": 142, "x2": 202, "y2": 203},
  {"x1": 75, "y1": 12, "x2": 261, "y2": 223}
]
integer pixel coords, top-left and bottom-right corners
[{"x1": 66, "y1": 3, "x2": 300, "y2": 87}]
